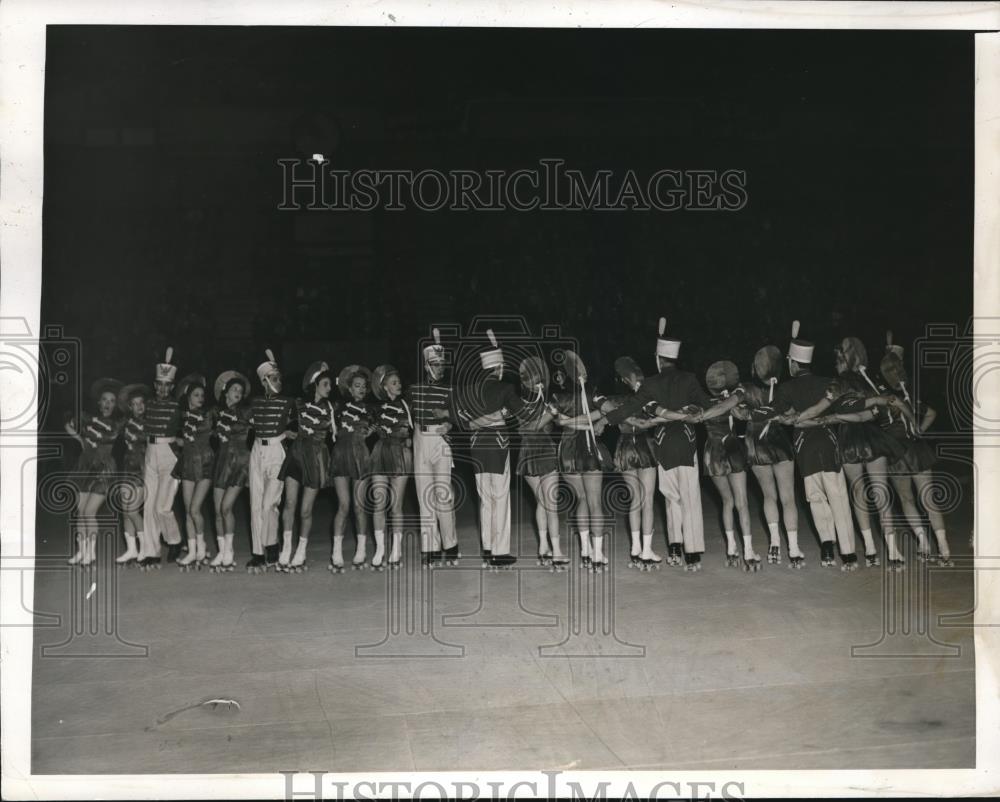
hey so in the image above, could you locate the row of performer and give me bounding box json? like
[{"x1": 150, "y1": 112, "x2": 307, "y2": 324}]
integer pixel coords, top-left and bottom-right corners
[{"x1": 62, "y1": 318, "x2": 955, "y2": 575}]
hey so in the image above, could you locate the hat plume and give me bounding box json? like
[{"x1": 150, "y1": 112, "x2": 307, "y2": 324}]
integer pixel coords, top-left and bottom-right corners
[{"x1": 791, "y1": 320, "x2": 800, "y2": 339}]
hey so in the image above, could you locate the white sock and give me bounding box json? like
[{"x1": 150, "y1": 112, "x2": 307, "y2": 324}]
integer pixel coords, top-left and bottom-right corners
[
  {"x1": 390, "y1": 531, "x2": 402, "y2": 561},
  {"x1": 914, "y1": 526, "x2": 930, "y2": 552},
  {"x1": 579, "y1": 530, "x2": 591, "y2": 557},
  {"x1": 767, "y1": 522, "x2": 781, "y2": 547},
  {"x1": 742, "y1": 534, "x2": 755, "y2": 558},
  {"x1": 885, "y1": 532, "x2": 901, "y2": 560},
  {"x1": 354, "y1": 534, "x2": 368, "y2": 562},
  {"x1": 641, "y1": 533, "x2": 660, "y2": 560},
  {"x1": 860, "y1": 528, "x2": 876, "y2": 555},
  {"x1": 630, "y1": 530, "x2": 641, "y2": 556},
  {"x1": 725, "y1": 529, "x2": 737, "y2": 554},
  {"x1": 592, "y1": 535, "x2": 605, "y2": 562},
  {"x1": 934, "y1": 528, "x2": 950, "y2": 559},
  {"x1": 787, "y1": 530, "x2": 802, "y2": 557},
  {"x1": 373, "y1": 530, "x2": 385, "y2": 562},
  {"x1": 332, "y1": 535, "x2": 344, "y2": 564}
]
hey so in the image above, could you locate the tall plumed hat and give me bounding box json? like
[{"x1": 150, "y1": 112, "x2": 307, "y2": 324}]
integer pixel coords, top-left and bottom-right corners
[
  {"x1": 256, "y1": 348, "x2": 279, "y2": 383},
  {"x1": 155, "y1": 346, "x2": 177, "y2": 383},
  {"x1": 655, "y1": 317, "x2": 681, "y2": 359},
  {"x1": 788, "y1": 320, "x2": 814, "y2": 364},
  {"x1": 423, "y1": 327, "x2": 445, "y2": 365},
  {"x1": 479, "y1": 329, "x2": 503, "y2": 370}
]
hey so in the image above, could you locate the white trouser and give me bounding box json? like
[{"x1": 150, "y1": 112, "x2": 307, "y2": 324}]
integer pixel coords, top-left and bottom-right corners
[
  {"x1": 412, "y1": 428, "x2": 457, "y2": 552},
  {"x1": 143, "y1": 441, "x2": 181, "y2": 545},
  {"x1": 249, "y1": 440, "x2": 286, "y2": 553},
  {"x1": 475, "y1": 459, "x2": 511, "y2": 556},
  {"x1": 804, "y1": 470, "x2": 856, "y2": 554},
  {"x1": 657, "y1": 457, "x2": 705, "y2": 553}
]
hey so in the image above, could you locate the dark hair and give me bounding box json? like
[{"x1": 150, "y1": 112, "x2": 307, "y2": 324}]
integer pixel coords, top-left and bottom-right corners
[{"x1": 306, "y1": 370, "x2": 333, "y2": 401}]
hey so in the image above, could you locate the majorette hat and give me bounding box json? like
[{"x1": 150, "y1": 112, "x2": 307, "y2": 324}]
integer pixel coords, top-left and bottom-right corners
[
  {"x1": 706, "y1": 361, "x2": 740, "y2": 395},
  {"x1": 560, "y1": 350, "x2": 588, "y2": 385},
  {"x1": 614, "y1": 355, "x2": 643, "y2": 381},
  {"x1": 117, "y1": 382, "x2": 151, "y2": 413},
  {"x1": 175, "y1": 372, "x2": 207, "y2": 401},
  {"x1": 879, "y1": 350, "x2": 908, "y2": 392},
  {"x1": 155, "y1": 347, "x2": 177, "y2": 383},
  {"x1": 885, "y1": 330, "x2": 904, "y2": 359},
  {"x1": 256, "y1": 348, "x2": 279, "y2": 383},
  {"x1": 302, "y1": 360, "x2": 330, "y2": 392},
  {"x1": 423, "y1": 328, "x2": 445, "y2": 365},
  {"x1": 480, "y1": 329, "x2": 503, "y2": 370},
  {"x1": 787, "y1": 320, "x2": 814, "y2": 364},
  {"x1": 214, "y1": 371, "x2": 250, "y2": 403},
  {"x1": 337, "y1": 364, "x2": 373, "y2": 397},
  {"x1": 90, "y1": 377, "x2": 123, "y2": 403},
  {"x1": 372, "y1": 364, "x2": 399, "y2": 400},
  {"x1": 655, "y1": 317, "x2": 681, "y2": 360},
  {"x1": 518, "y1": 355, "x2": 550, "y2": 393}
]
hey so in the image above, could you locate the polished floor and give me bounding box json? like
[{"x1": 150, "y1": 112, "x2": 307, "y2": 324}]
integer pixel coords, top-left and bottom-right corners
[{"x1": 30, "y1": 467, "x2": 976, "y2": 773}]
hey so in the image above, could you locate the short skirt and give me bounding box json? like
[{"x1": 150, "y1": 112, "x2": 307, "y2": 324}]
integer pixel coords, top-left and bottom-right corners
[
  {"x1": 280, "y1": 438, "x2": 332, "y2": 489},
  {"x1": 837, "y1": 422, "x2": 908, "y2": 466},
  {"x1": 120, "y1": 450, "x2": 146, "y2": 487},
  {"x1": 744, "y1": 420, "x2": 795, "y2": 466},
  {"x1": 558, "y1": 430, "x2": 612, "y2": 474},
  {"x1": 516, "y1": 432, "x2": 559, "y2": 477},
  {"x1": 213, "y1": 442, "x2": 250, "y2": 489},
  {"x1": 331, "y1": 433, "x2": 372, "y2": 480},
  {"x1": 703, "y1": 432, "x2": 748, "y2": 477},
  {"x1": 178, "y1": 441, "x2": 216, "y2": 482},
  {"x1": 888, "y1": 437, "x2": 937, "y2": 475},
  {"x1": 614, "y1": 432, "x2": 657, "y2": 472},
  {"x1": 370, "y1": 436, "x2": 413, "y2": 476},
  {"x1": 75, "y1": 446, "x2": 117, "y2": 495}
]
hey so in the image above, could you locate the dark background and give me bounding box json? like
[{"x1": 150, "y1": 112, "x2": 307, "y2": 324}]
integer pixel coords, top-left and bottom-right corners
[{"x1": 40, "y1": 26, "x2": 973, "y2": 421}]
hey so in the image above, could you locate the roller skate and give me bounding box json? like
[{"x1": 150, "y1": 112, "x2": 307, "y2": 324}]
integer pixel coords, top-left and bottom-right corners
[
  {"x1": 195, "y1": 535, "x2": 211, "y2": 571},
  {"x1": 289, "y1": 540, "x2": 309, "y2": 573},
  {"x1": 666, "y1": 543, "x2": 683, "y2": 567},
  {"x1": 116, "y1": 534, "x2": 139, "y2": 568},
  {"x1": 840, "y1": 553, "x2": 860, "y2": 573},
  {"x1": 67, "y1": 534, "x2": 84, "y2": 566},
  {"x1": 352, "y1": 536, "x2": 368, "y2": 570},
  {"x1": 934, "y1": 554, "x2": 955, "y2": 567},
  {"x1": 264, "y1": 544, "x2": 280, "y2": 572},
  {"x1": 387, "y1": 535, "x2": 402, "y2": 570},
  {"x1": 370, "y1": 553, "x2": 386, "y2": 572},
  {"x1": 480, "y1": 549, "x2": 492, "y2": 568},
  {"x1": 550, "y1": 555, "x2": 570, "y2": 573},
  {"x1": 536, "y1": 549, "x2": 553, "y2": 568},
  {"x1": 865, "y1": 551, "x2": 881, "y2": 569},
  {"x1": 166, "y1": 542, "x2": 183, "y2": 565},
  {"x1": 683, "y1": 554, "x2": 703, "y2": 573},
  {"x1": 578, "y1": 555, "x2": 592, "y2": 571},
  {"x1": 139, "y1": 554, "x2": 162, "y2": 572},
  {"x1": 328, "y1": 554, "x2": 346, "y2": 573},
  {"x1": 209, "y1": 545, "x2": 227, "y2": 573},
  {"x1": 246, "y1": 553, "x2": 266, "y2": 574},
  {"x1": 442, "y1": 544, "x2": 461, "y2": 566},
  {"x1": 276, "y1": 539, "x2": 292, "y2": 573},
  {"x1": 79, "y1": 535, "x2": 97, "y2": 570},
  {"x1": 725, "y1": 551, "x2": 741, "y2": 569},
  {"x1": 788, "y1": 551, "x2": 806, "y2": 570},
  {"x1": 820, "y1": 541, "x2": 837, "y2": 568},
  {"x1": 488, "y1": 554, "x2": 517, "y2": 571},
  {"x1": 177, "y1": 538, "x2": 198, "y2": 572},
  {"x1": 767, "y1": 545, "x2": 782, "y2": 565},
  {"x1": 627, "y1": 550, "x2": 642, "y2": 569},
  {"x1": 743, "y1": 551, "x2": 763, "y2": 573},
  {"x1": 887, "y1": 556, "x2": 906, "y2": 572},
  {"x1": 916, "y1": 549, "x2": 932, "y2": 564},
  {"x1": 421, "y1": 552, "x2": 437, "y2": 570},
  {"x1": 329, "y1": 537, "x2": 346, "y2": 573},
  {"x1": 590, "y1": 556, "x2": 609, "y2": 574}
]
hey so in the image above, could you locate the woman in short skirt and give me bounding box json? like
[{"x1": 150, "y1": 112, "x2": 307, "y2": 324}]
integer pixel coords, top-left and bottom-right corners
[
  {"x1": 369, "y1": 364, "x2": 414, "y2": 568},
  {"x1": 829, "y1": 337, "x2": 908, "y2": 568},
  {"x1": 551, "y1": 351, "x2": 613, "y2": 571},
  {"x1": 279, "y1": 361, "x2": 335, "y2": 570},
  {"x1": 330, "y1": 364, "x2": 375, "y2": 570},
  {"x1": 742, "y1": 345, "x2": 802, "y2": 566},
  {"x1": 877, "y1": 345, "x2": 953, "y2": 565},
  {"x1": 64, "y1": 378, "x2": 124, "y2": 567},
  {"x1": 114, "y1": 383, "x2": 151, "y2": 565},
  {"x1": 515, "y1": 356, "x2": 564, "y2": 567},
  {"x1": 607, "y1": 356, "x2": 660, "y2": 568},
  {"x1": 211, "y1": 370, "x2": 252, "y2": 571},
  {"x1": 702, "y1": 361, "x2": 760, "y2": 571},
  {"x1": 176, "y1": 374, "x2": 217, "y2": 569}
]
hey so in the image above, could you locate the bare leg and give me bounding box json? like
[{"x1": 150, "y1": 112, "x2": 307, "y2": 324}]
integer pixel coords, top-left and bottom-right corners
[
  {"x1": 388, "y1": 475, "x2": 409, "y2": 564},
  {"x1": 913, "y1": 470, "x2": 950, "y2": 563},
  {"x1": 711, "y1": 475, "x2": 738, "y2": 563},
  {"x1": 352, "y1": 478, "x2": 370, "y2": 564},
  {"x1": 279, "y1": 477, "x2": 300, "y2": 566},
  {"x1": 583, "y1": 472, "x2": 606, "y2": 566},
  {"x1": 331, "y1": 477, "x2": 351, "y2": 567},
  {"x1": 562, "y1": 474, "x2": 589, "y2": 562},
  {"x1": 774, "y1": 460, "x2": 802, "y2": 560}
]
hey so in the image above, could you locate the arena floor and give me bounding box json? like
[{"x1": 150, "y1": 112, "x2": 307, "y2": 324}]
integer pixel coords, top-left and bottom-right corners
[{"x1": 30, "y1": 466, "x2": 975, "y2": 773}]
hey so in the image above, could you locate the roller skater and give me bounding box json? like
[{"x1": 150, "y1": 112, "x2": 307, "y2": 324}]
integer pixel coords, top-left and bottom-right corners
[
  {"x1": 64, "y1": 378, "x2": 124, "y2": 570},
  {"x1": 211, "y1": 370, "x2": 252, "y2": 574},
  {"x1": 115, "y1": 383, "x2": 151, "y2": 568},
  {"x1": 877, "y1": 339, "x2": 955, "y2": 568},
  {"x1": 142, "y1": 347, "x2": 184, "y2": 567},
  {"x1": 369, "y1": 364, "x2": 414, "y2": 572},
  {"x1": 601, "y1": 318, "x2": 708, "y2": 572},
  {"x1": 608, "y1": 356, "x2": 662, "y2": 573},
  {"x1": 331, "y1": 364, "x2": 375, "y2": 573},
  {"x1": 409, "y1": 328, "x2": 465, "y2": 569},
  {"x1": 247, "y1": 349, "x2": 297, "y2": 574},
  {"x1": 771, "y1": 321, "x2": 858, "y2": 572},
  {"x1": 456, "y1": 330, "x2": 526, "y2": 571},
  {"x1": 175, "y1": 373, "x2": 216, "y2": 571},
  {"x1": 280, "y1": 361, "x2": 336, "y2": 575}
]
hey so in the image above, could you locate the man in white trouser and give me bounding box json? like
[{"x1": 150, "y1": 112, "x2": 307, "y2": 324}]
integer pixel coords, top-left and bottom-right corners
[
  {"x1": 407, "y1": 328, "x2": 460, "y2": 567},
  {"x1": 141, "y1": 347, "x2": 184, "y2": 566},
  {"x1": 246, "y1": 349, "x2": 296, "y2": 573}
]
